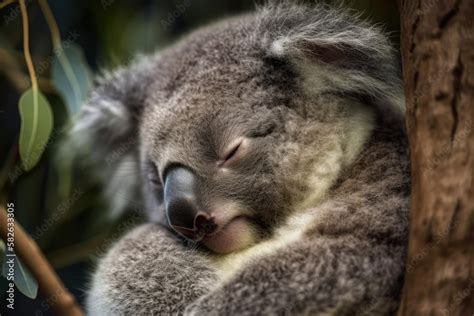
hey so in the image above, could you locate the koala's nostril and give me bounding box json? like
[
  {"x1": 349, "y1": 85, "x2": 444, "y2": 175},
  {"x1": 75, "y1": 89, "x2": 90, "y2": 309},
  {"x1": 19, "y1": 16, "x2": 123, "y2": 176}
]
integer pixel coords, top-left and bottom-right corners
[
  {"x1": 169, "y1": 211, "x2": 217, "y2": 240},
  {"x1": 195, "y1": 213, "x2": 217, "y2": 235}
]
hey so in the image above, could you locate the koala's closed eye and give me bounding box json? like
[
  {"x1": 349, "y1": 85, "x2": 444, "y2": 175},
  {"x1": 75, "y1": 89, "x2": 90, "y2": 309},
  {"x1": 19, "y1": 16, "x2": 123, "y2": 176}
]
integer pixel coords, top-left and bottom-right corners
[
  {"x1": 219, "y1": 120, "x2": 277, "y2": 168},
  {"x1": 218, "y1": 139, "x2": 242, "y2": 168}
]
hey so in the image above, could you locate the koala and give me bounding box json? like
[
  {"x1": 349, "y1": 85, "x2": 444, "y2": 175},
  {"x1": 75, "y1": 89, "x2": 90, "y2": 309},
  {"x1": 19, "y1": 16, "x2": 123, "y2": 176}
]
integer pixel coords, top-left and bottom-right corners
[{"x1": 71, "y1": 2, "x2": 410, "y2": 315}]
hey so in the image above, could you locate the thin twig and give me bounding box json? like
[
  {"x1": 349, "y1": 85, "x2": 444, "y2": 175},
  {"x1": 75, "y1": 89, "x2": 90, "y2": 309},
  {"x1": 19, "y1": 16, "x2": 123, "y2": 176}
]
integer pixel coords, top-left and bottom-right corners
[
  {"x1": 0, "y1": 203, "x2": 85, "y2": 315},
  {"x1": 0, "y1": 0, "x2": 16, "y2": 10},
  {"x1": 19, "y1": 0, "x2": 40, "y2": 164},
  {"x1": 18, "y1": 0, "x2": 37, "y2": 92}
]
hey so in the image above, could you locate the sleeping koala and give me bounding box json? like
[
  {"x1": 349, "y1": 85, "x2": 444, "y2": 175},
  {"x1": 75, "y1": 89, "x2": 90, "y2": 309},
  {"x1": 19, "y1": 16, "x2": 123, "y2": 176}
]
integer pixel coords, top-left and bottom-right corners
[{"x1": 72, "y1": 2, "x2": 410, "y2": 315}]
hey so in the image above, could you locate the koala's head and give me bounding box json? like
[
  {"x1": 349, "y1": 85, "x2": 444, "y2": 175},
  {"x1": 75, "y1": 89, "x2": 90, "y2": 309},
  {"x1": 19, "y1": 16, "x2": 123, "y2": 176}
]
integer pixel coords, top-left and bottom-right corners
[{"x1": 70, "y1": 3, "x2": 404, "y2": 254}]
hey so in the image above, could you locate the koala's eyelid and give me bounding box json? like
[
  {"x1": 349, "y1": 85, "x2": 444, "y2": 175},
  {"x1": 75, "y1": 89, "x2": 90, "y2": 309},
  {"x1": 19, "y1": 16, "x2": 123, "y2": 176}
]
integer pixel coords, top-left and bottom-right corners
[
  {"x1": 218, "y1": 137, "x2": 246, "y2": 168},
  {"x1": 223, "y1": 141, "x2": 241, "y2": 161}
]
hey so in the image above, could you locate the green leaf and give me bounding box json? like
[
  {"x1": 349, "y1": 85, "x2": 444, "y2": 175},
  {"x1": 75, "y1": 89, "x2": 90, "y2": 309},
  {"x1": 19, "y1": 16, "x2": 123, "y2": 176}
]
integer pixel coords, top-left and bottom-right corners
[
  {"x1": 52, "y1": 43, "x2": 93, "y2": 115},
  {"x1": 18, "y1": 89, "x2": 54, "y2": 171},
  {"x1": 2, "y1": 253, "x2": 38, "y2": 299}
]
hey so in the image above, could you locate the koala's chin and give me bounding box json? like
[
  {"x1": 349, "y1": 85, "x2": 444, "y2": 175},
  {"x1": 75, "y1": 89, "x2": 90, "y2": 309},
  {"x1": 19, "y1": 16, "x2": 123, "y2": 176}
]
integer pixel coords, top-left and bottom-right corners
[{"x1": 201, "y1": 216, "x2": 255, "y2": 254}]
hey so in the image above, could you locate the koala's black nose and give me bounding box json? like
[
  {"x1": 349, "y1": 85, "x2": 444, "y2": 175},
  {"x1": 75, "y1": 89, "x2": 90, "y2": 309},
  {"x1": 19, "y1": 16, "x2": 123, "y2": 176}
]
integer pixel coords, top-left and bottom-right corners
[{"x1": 164, "y1": 167, "x2": 217, "y2": 239}]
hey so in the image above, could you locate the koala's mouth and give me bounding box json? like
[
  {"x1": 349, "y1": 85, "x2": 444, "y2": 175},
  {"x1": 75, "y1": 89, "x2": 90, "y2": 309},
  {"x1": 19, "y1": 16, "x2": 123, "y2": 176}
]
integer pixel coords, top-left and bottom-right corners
[
  {"x1": 201, "y1": 216, "x2": 255, "y2": 254},
  {"x1": 170, "y1": 214, "x2": 256, "y2": 254}
]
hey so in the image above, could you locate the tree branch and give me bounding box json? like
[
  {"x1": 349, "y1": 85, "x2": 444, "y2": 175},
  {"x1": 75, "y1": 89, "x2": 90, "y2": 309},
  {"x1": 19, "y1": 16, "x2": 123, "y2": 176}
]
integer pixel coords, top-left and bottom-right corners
[
  {"x1": 0, "y1": 0, "x2": 16, "y2": 10},
  {"x1": 0, "y1": 203, "x2": 84, "y2": 315}
]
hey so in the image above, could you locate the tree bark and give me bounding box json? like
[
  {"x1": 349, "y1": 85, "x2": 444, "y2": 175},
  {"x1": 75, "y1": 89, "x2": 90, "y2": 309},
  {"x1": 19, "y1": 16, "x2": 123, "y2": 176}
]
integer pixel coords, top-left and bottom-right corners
[{"x1": 397, "y1": 0, "x2": 474, "y2": 315}]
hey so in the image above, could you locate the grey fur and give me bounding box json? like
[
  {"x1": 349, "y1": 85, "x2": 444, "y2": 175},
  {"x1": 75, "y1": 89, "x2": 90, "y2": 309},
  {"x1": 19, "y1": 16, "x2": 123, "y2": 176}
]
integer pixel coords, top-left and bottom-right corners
[{"x1": 73, "y1": 2, "x2": 410, "y2": 315}]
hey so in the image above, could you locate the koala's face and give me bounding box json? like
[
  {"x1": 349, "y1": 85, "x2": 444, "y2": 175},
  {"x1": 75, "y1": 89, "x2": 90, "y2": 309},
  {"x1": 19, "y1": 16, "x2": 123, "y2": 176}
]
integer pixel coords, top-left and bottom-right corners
[
  {"x1": 140, "y1": 59, "x2": 295, "y2": 254},
  {"x1": 72, "y1": 5, "x2": 400, "y2": 254},
  {"x1": 137, "y1": 23, "x2": 374, "y2": 254}
]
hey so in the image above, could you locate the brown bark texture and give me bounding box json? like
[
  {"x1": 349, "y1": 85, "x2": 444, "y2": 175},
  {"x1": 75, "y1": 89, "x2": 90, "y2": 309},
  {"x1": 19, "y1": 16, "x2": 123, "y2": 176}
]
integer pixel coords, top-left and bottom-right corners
[{"x1": 397, "y1": 0, "x2": 474, "y2": 315}]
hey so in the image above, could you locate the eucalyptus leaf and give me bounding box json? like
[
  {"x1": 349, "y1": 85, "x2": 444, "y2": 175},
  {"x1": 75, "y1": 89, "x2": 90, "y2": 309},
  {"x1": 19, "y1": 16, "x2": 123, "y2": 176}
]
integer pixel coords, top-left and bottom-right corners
[
  {"x1": 18, "y1": 89, "x2": 54, "y2": 171},
  {"x1": 52, "y1": 43, "x2": 93, "y2": 115},
  {"x1": 1, "y1": 253, "x2": 38, "y2": 299}
]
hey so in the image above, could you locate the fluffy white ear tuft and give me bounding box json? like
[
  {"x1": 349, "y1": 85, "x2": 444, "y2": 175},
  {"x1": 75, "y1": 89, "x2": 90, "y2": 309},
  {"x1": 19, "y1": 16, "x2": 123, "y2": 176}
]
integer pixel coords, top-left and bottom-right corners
[{"x1": 260, "y1": 2, "x2": 405, "y2": 121}]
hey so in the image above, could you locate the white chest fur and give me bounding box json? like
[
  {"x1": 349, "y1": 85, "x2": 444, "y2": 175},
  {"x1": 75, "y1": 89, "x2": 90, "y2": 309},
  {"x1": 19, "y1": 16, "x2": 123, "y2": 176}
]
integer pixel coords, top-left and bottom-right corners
[{"x1": 210, "y1": 104, "x2": 375, "y2": 282}]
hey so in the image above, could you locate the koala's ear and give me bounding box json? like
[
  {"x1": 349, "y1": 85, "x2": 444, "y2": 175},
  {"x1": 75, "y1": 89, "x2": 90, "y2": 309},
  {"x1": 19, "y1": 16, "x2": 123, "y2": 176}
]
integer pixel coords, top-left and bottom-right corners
[
  {"x1": 65, "y1": 55, "x2": 158, "y2": 218},
  {"x1": 262, "y1": 3, "x2": 404, "y2": 119},
  {"x1": 71, "y1": 55, "x2": 157, "y2": 153}
]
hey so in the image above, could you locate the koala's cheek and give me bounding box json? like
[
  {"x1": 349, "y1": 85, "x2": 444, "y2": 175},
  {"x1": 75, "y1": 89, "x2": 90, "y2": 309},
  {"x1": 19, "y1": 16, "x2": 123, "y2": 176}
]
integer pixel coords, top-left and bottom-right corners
[{"x1": 202, "y1": 217, "x2": 255, "y2": 254}]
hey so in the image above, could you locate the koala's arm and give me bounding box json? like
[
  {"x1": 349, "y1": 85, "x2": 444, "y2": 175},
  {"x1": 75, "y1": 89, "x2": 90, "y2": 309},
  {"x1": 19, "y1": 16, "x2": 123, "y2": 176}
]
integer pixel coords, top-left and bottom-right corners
[
  {"x1": 186, "y1": 132, "x2": 410, "y2": 316},
  {"x1": 186, "y1": 237, "x2": 404, "y2": 316},
  {"x1": 87, "y1": 224, "x2": 218, "y2": 315}
]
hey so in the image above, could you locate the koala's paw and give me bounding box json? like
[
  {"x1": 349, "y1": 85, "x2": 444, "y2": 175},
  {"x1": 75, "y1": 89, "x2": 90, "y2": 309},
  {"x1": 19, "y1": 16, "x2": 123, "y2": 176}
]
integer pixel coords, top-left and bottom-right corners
[{"x1": 87, "y1": 224, "x2": 217, "y2": 315}]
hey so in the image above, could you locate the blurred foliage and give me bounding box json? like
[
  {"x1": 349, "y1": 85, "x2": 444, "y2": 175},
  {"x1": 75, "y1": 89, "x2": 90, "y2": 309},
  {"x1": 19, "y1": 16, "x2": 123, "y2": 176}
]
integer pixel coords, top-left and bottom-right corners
[
  {"x1": 51, "y1": 43, "x2": 93, "y2": 115},
  {"x1": 1, "y1": 242, "x2": 38, "y2": 300},
  {"x1": 0, "y1": 0, "x2": 400, "y2": 314}
]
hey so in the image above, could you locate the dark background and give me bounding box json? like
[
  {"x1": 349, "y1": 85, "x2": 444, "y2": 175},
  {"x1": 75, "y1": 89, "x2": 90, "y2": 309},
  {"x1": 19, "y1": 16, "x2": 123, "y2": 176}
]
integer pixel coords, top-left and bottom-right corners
[{"x1": 0, "y1": 0, "x2": 399, "y2": 314}]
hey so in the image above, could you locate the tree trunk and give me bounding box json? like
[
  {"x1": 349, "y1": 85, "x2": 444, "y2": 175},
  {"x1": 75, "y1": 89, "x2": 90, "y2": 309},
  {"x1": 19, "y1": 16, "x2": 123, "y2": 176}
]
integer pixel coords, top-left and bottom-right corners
[{"x1": 397, "y1": 0, "x2": 474, "y2": 315}]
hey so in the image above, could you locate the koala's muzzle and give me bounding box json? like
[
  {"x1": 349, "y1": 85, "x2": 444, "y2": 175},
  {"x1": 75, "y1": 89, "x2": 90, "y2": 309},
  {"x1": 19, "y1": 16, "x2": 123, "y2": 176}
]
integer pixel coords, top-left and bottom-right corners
[{"x1": 164, "y1": 167, "x2": 217, "y2": 239}]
